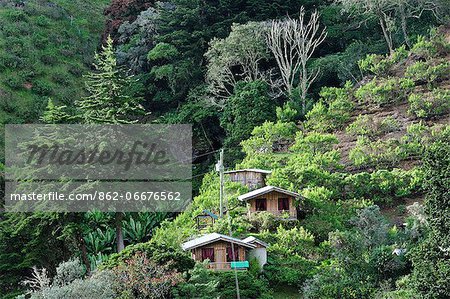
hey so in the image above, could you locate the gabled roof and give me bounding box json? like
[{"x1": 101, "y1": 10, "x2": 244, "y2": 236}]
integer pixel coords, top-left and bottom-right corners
[
  {"x1": 196, "y1": 209, "x2": 218, "y2": 219},
  {"x1": 242, "y1": 236, "x2": 269, "y2": 248},
  {"x1": 224, "y1": 168, "x2": 272, "y2": 174},
  {"x1": 182, "y1": 233, "x2": 256, "y2": 251},
  {"x1": 238, "y1": 185, "x2": 300, "y2": 201}
]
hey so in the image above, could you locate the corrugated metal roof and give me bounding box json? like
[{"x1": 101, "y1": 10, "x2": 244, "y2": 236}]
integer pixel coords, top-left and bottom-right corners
[
  {"x1": 199, "y1": 209, "x2": 218, "y2": 219},
  {"x1": 182, "y1": 233, "x2": 256, "y2": 251},
  {"x1": 242, "y1": 236, "x2": 269, "y2": 248},
  {"x1": 238, "y1": 185, "x2": 300, "y2": 201},
  {"x1": 224, "y1": 168, "x2": 272, "y2": 174}
]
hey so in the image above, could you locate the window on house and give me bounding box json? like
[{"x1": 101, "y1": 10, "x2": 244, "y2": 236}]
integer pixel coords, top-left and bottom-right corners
[
  {"x1": 278, "y1": 197, "x2": 289, "y2": 211},
  {"x1": 226, "y1": 245, "x2": 239, "y2": 262},
  {"x1": 255, "y1": 198, "x2": 267, "y2": 211},
  {"x1": 201, "y1": 247, "x2": 215, "y2": 262}
]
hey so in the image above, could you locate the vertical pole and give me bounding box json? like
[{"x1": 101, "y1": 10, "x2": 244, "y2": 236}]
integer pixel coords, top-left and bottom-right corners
[{"x1": 219, "y1": 148, "x2": 224, "y2": 218}]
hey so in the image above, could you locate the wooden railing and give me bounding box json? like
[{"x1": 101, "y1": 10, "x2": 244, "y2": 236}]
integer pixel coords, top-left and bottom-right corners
[{"x1": 207, "y1": 261, "x2": 249, "y2": 270}]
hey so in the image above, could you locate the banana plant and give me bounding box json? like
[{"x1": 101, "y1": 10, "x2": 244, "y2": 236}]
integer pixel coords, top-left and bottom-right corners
[
  {"x1": 83, "y1": 227, "x2": 115, "y2": 255},
  {"x1": 123, "y1": 212, "x2": 167, "y2": 244},
  {"x1": 87, "y1": 252, "x2": 110, "y2": 271}
]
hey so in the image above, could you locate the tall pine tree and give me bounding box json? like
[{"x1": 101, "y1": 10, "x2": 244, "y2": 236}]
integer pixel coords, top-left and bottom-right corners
[
  {"x1": 76, "y1": 36, "x2": 145, "y2": 124},
  {"x1": 39, "y1": 36, "x2": 148, "y2": 254}
]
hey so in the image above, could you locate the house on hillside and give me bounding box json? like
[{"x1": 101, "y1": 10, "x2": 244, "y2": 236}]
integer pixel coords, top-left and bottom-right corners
[
  {"x1": 225, "y1": 169, "x2": 271, "y2": 190},
  {"x1": 194, "y1": 209, "x2": 219, "y2": 230},
  {"x1": 238, "y1": 185, "x2": 300, "y2": 219},
  {"x1": 182, "y1": 233, "x2": 268, "y2": 270}
]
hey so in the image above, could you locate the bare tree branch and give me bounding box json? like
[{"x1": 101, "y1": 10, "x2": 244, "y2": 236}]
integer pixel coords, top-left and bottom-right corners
[{"x1": 266, "y1": 6, "x2": 327, "y2": 111}]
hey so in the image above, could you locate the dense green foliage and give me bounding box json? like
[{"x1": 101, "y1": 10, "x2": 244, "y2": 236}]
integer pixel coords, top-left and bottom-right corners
[
  {"x1": 0, "y1": 0, "x2": 110, "y2": 160},
  {"x1": 0, "y1": 0, "x2": 449, "y2": 298},
  {"x1": 409, "y1": 132, "x2": 450, "y2": 298}
]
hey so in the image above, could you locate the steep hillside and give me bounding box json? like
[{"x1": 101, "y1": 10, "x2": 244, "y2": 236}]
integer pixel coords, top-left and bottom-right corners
[
  {"x1": 146, "y1": 27, "x2": 450, "y2": 245},
  {"x1": 0, "y1": 0, "x2": 109, "y2": 159},
  {"x1": 334, "y1": 29, "x2": 450, "y2": 171},
  {"x1": 131, "y1": 30, "x2": 449, "y2": 297}
]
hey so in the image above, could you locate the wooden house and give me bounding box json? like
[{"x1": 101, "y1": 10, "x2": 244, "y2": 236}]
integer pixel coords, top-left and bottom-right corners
[
  {"x1": 238, "y1": 185, "x2": 300, "y2": 219},
  {"x1": 224, "y1": 169, "x2": 272, "y2": 190},
  {"x1": 182, "y1": 233, "x2": 267, "y2": 270}
]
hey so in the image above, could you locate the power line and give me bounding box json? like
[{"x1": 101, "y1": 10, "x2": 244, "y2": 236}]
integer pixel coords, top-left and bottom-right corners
[{"x1": 163, "y1": 148, "x2": 222, "y2": 168}]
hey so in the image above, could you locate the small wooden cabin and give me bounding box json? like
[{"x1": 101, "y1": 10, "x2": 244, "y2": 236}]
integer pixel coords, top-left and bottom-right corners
[
  {"x1": 182, "y1": 233, "x2": 267, "y2": 270},
  {"x1": 194, "y1": 209, "x2": 218, "y2": 230},
  {"x1": 224, "y1": 169, "x2": 272, "y2": 190},
  {"x1": 238, "y1": 186, "x2": 300, "y2": 219}
]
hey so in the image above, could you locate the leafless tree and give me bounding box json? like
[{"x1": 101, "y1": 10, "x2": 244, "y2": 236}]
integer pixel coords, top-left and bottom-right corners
[
  {"x1": 337, "y1": 0, "x2": 447, "y2": 52},
  {"x1": 337, "y1": 0, "x2": 396, "y2": 53},
  {"x1": 393, "y1": 0, "x2": 447, "y2": 48},
  {"x1": 266, "y1": 7, "x2": 327, "y2": 111}
]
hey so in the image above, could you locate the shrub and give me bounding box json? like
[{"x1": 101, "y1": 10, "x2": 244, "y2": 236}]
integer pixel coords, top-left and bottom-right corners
[
  {"x1": 291, "y1": 132, "x2": 339, "y2": 154},
  {"x1": 405, "y1": 60, "x2": 449, "y2": 85},
  {"x1": 408, "y1": 88, "x2": 450, "y2": 119},
  {"x1": 173, "y1": 262, "x2": 220, "y2": 299},
  {"x1": 31, "y1": 32, "x2": 49, "y2": 50},
  {"x1": 264, "y1": 255, "x2": 316, "y2": 288},
  {"x1": 411, "y1": 30, "x2": 450, "y2": 59},
  {"x1": 40, "y1": 51, "x2": 59, "y2": 66},
  {"x1": 269, "y1": 225, "x2": 315, "y2": 258},
  {"x1": 349, "y1": 136, "x2": 406, "y2": 167},
  {"x1": 21, "y1": 259, "x2": 117, "y2": 299},
  {"x1": 113, "y1": 252, "x2": 183, "y2": 299},
  {"x1": 355, "y1": 78, "x2": 414, "y2": 107},
  {"x1": 304, "y1": 101, "x2": 330, "y2": 132},
  {"x1": 0, "y1": 53, "x2": 25, "y2": 69},
  {"x1": 5, "y1": 10, "x2": 28, "y2": 22},
  {"x1": 4, "y1": 74, "x2": 25, "y2": 90},
  {"x1": 214, "y1": 271, "x2": 271, "y2": 299},
  {"x1": 358, "y1": 46, "x2": 408, "y2": 76},
  {"x1": 53, "y1": 258, "x2": 86, "y2": 287},
  {"x1": 342, "y1": 169, "x2": 424, "y2": 204},
  {"x1": 248, "y1": 211, "x2": 278, "y2": 231},
  {"x1": 30, "y1": 270, "x2": 118, "y2": 299},
  {"x1": 411, "y1": 35, "x2": 438, "y2": 59},
  {"x1": 240, "y1": 121, "x2": 297, "y2": 155},
  {"x1": 36, "y1": 16, "x2": 51, "y2": 27},
  {"x1": 101, "y1": 241, "x2": 195, "y2": 273},
  {"x1": 51, "y1": 72, "x2": 72, "y2": 86},
  {"x1": 303, "y1": 265, "x2": 376, "y2": 299},
  {"x1": 32, "y1": 80, "x2": 53, "y2": 96},
  {"x1": 346, "y1": 115, "x2": 400, "y2": 138},
  {"x1": 305, "y1": 82, "x2": 354, "y2": 132},
  {"x1": 368, "y1": 245, "x2": 408, "y2": 280}
]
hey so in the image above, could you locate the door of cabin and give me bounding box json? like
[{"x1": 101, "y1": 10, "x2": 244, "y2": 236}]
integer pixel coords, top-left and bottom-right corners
[{"x1": 215, "y1": 247, "x2": 227, "y2": 270}]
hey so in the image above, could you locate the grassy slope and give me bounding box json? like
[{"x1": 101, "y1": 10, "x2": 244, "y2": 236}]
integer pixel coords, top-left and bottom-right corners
[{"x1": 0, "y1": 0, "x2": 110, "y2": 159}]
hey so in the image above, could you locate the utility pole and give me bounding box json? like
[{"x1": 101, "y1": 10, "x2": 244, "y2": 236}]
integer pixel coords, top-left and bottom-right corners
[{"x1": 219, "y1": 148, "x2": 224, "y2": 218}]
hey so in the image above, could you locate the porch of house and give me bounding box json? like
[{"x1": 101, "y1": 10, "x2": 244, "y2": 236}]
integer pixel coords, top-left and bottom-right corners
[
  {"x1": 191, "y1": 240, "x2": 250, "y2": 271},
  {"x1": 207, "y1": 261, "x2": 250, "y2": 270}
]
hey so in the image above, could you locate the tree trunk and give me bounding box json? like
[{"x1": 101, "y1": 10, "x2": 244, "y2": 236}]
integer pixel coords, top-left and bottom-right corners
[
  {"x1": 78, "y1": 232, "x2": 91, "y2": 275},
  {"x1": 400, "y1": 9, "x2": 411, "y2": 48},
  {"x1": 300, "y1": 62, "x2": 308, "y2": 114},
  {"x1": 75, "y1": 229, "x2": 91, "y2": 275},
  {"x1": 115, "y1": 212, "x2": 125, "y2": 252},
  {"x1": 379, "y1": 17, "x2": 393, "y2": 54}
]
